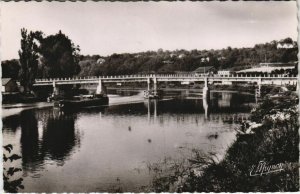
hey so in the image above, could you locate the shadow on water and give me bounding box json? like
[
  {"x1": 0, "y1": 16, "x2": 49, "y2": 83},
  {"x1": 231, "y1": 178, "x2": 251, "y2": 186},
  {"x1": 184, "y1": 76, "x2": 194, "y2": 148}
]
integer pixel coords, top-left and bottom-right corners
[
  {"x1": 3, "y1": 108, "x2": 81, "y2": 174},
  {"x1": 41, "y1": 110, "x2": 80, "y2": 164},
  {"x1": 2, "y1": 114, "x2": 21, "y2": 133},
  {"x1": 19, "y1": 111, "x2": 41, "y2": 172}
]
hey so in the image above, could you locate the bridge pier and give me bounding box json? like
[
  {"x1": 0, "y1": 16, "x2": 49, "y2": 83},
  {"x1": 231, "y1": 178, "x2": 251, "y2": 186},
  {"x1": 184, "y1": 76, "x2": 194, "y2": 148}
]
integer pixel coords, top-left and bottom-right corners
[
  {"x1": 96, "y1": 79, "x2": 106, "y2": 95},
  {"x1": 147, "y1": 78, "x2": 151, "y2": 91},
  {"x1": 144, "y1": 77, "x2": 158, "y2": 98},
  {"x1": 153, "y1": 77, "x2": 157, "y2": 96},
  {"x1": 52, "y1": 81, "x2": 60, "y2": 97}
]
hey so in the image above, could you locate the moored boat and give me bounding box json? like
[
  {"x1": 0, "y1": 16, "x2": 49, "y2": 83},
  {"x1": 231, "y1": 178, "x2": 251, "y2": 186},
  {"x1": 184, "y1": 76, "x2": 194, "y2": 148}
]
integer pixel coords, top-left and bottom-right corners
[{"x1": 54, "y1": 94, "x2": 109, "y2": 110}]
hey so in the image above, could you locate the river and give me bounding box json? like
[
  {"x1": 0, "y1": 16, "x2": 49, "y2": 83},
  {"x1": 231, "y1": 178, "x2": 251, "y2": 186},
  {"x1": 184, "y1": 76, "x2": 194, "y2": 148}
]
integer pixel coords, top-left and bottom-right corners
[{"x1": 2, "y1": 90, "x2": 255, "y2": 192}]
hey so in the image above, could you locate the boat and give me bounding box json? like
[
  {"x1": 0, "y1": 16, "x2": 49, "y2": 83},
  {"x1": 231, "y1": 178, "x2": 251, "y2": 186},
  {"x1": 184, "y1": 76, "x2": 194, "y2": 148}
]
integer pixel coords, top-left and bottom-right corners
[
  {"x1": 54, "y1": 94, "x2": 109, "y2": 110},
  {"x1": 143, "y1": 90, "x2": 163, "y2": 99}
]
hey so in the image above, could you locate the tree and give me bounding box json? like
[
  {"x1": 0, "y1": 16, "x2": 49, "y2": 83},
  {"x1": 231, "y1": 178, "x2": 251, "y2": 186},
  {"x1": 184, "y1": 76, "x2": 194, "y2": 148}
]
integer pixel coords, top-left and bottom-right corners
[
  {"x1": 281, "y1": 37, "x2": 293, "y2": 44},
  {"x1": 1, "y1": 59, "x2": 20, "y2": 79},
  {"x1": 38, "y1": 30, "x2": 81, "y2": 78},
  {"x1": 18, "y1": 28, "x2": 41, "y2": 93}
]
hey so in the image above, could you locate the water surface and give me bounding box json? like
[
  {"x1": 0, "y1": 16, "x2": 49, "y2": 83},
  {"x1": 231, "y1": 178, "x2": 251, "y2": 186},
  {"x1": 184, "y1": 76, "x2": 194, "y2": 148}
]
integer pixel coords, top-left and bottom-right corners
[{"x1": 3, "y1": 91, "x2": 255, "y2": 192}]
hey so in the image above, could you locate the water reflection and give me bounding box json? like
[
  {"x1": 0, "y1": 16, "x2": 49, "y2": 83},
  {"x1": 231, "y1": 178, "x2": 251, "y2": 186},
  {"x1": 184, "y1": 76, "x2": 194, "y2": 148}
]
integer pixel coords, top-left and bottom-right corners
[
  {"x1": 2, "y1": 91, "x2": 255, "y2": 192},
  {"x1": 3, "y1": 109, "x2": 81, "y2": 175},
  {"x1": 203, "y1": 97, "x2": 209, "y2": 120},
  {"x1": 141, "y1": 92, "x2": 251, "y2": 124},
  {"x1": 41, "y1": 110, "x2": 79, "y2": 164},
  {"x1": 144, "y1": 100, "x2": 158, "y2": 123},
  {"x1": 3, "y1": 114, "x2": 21, "y2": 133},
  {"x1": 20, "y1": 111, "x2": 41, "y2": 172}
]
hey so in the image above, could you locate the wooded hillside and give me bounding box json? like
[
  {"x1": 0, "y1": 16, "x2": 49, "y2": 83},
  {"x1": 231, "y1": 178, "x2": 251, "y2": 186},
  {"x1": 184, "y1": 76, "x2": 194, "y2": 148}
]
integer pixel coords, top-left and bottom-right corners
[
  {"x1": 2, "y1": 37, "x2": 298, "y2": 79},
  {"x1": 78, "y1": 37, "x2": 298, "y2": 76}
]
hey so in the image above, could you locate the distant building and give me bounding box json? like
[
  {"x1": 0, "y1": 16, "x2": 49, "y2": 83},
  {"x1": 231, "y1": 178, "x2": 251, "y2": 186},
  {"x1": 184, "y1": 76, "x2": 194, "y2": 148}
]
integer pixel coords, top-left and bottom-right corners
[
  {"x1": 181, "y1": 81, "x2": 190, "y2": 85},
  {"x1": 217, "y1": 56, "x2": 226, "y2": 61},
  {"x1": 178, "y1": 54, "x2": 186, "y2": 59},
  {"x1": 193, "y1": 66, "x2": 214, "y2": 74},
  {"x1": 162, "y1": 60, "x2": 173, "y2": 64},
  {"x1": 258, "y1": 62, "x2": 296, "y2": 68},
  {"x1": 200, "y1": 57, "x2": 210, "y2": 63},
  {"x1": 2, "y1": 78, "x2": 19, "y2": 93},
  {"x1": 97, "y1": 58, "x2": 105, "y2": 64},
  {"x1": 218, "y1": 70, "x2": 232, "y2": 76},
  {"x1": 174, "y1": 71, "x2": 192, "y2": 75},
  {"x1": 237, "y1": 62, "x2": 296, "y2": 73},
  {"x1": 277, "y1": 43, "x2": 294, "y2": 49},
  {"x1": 170, "y1": 53, "x2": 177, "y2": 58}
]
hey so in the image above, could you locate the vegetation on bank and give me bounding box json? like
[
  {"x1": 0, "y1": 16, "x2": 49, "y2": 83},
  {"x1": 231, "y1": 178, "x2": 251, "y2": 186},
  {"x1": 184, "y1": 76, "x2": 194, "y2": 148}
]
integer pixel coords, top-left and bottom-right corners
[
  {"x1": 2, "y1": 34, "x2": 298, "y2": 79},
  {"x1": 146, "y1": 90, "x2": 299, "y2": 192},
  {"x1": 77, "y1": 37, "x2": 298, "y2": 76},
  {"x1": 3, "y1": 145, "x2": 24, "y2": 193},
  {"x1": 3, "y1": 29, "x2": 80, "y2": 94}
]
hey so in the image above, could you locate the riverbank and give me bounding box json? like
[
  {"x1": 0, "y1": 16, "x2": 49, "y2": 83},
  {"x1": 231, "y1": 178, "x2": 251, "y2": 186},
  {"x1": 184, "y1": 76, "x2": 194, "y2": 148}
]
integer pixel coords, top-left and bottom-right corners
[
  {"x1": 1, "y1": 93, "x2": 146, "y2": 118},
  {"x1": 2, "y1": 102, "x2": 53, "y2": 118},
  {"x1": 147, "y1": 90, "x2": 299, "y2": 192}
]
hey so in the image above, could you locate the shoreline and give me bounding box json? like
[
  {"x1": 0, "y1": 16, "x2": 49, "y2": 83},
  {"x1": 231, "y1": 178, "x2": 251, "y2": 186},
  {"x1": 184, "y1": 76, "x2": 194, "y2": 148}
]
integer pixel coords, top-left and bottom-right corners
[
  {"x1": 146, "y1": 90, "x2": 299, "y2": 192},
  {"x1": 2, "y1": 102, "x2": 54, "y2": 118}
]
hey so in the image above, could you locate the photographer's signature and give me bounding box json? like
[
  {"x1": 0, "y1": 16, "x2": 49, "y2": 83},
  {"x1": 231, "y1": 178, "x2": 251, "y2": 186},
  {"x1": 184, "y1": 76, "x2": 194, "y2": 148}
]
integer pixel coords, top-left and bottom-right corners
[{"x1": 250, "y1": 161, "x2": 288, "y2": 176}]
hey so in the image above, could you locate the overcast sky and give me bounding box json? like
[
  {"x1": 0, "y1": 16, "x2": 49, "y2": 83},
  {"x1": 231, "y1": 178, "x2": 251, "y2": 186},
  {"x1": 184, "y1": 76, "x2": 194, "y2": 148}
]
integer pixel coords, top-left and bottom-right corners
[{"x1": 1, "y1": 1, "x2": 298, "y2": 60}]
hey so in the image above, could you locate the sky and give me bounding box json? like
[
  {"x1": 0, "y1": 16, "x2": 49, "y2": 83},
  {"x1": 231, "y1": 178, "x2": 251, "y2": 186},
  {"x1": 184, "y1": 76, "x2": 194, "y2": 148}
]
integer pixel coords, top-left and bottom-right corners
[{"x1": 1, "y1": 1, "x2": 298, "y2": 60}]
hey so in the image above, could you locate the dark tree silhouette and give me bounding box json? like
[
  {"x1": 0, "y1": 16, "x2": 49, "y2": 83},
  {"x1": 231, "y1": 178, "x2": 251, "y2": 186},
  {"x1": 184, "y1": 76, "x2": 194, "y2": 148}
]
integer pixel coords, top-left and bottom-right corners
[
  {"x1": 38, "y1": 30, "x2": 81, "y2": 78},
  {"x1": 1, "y1": 59, "x2": 20, "y2": 79},
  {"x1": 18, "y1": 28, "x2": 41, "y2": 93}
]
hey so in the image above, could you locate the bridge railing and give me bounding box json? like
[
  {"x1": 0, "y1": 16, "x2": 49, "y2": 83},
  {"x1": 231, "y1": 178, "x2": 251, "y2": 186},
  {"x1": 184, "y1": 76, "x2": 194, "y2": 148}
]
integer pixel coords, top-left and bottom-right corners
[{"x1": 34, "y1": 73, "x2": 298, "y2": 82}]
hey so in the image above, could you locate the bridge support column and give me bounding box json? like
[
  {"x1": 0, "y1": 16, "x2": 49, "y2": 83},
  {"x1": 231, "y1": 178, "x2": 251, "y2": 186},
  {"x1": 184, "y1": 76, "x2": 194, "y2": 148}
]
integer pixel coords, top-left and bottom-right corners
[
  {"x1": 147, "y1": 78, "x2": 151, "y2": 91},
  {"x1": 144, "y1": 78, "x2": 151, "y2": 98},
  {"x1": 203, "y1": 77, "x2": 210, "y2": 100},
  {"x1": 52, "y1": 81, "x2": 60, "y2": 97},
  {"x1": 153, "y1": 77, "x2": 157, "y2": 96},
  {"x1": 96, "y1": 79, "x2": 106, "y2": 95}
]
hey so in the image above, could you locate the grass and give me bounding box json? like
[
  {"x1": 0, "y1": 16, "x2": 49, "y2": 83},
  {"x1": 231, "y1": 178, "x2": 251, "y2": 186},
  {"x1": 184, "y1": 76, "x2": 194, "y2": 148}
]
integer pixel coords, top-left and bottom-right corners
[{"x1": 147, "y1": 90, "x2": 299, "y2": 192}]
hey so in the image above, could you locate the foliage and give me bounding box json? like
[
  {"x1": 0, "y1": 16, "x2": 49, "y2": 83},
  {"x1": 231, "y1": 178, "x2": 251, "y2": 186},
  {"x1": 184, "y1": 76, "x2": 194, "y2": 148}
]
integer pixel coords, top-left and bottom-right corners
[
  {"x1": 5, "y1": 37, "x2": 298, "y2": 80},
  {"x1": 77, "y1": 38, "x2": 297, "y2": 76},
  {"x1": 18, "y1": 28, "x2": 41, "y2": 93},
  {"x1": 37, "y1": 30, "x2": 81, "y2": 78},
  {"x1": 1, "y1": 59, "x2": 20, "y2": 79},
  {"x1": 145, "y1": 149, "x2": 220, "y2": 192},
  {"x1": 147, "y1": 91, "x2": 299, "y2": 192},
  {"x1": 3, "y1": 144, "x2": 24, "y2": 193}
]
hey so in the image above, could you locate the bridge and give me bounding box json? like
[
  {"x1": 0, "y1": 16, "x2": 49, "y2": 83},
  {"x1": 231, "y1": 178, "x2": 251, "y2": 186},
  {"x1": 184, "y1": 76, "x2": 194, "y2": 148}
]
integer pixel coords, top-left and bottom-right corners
[{"x1": 34, "y1": 74, "x2": 298, "y2": 98}]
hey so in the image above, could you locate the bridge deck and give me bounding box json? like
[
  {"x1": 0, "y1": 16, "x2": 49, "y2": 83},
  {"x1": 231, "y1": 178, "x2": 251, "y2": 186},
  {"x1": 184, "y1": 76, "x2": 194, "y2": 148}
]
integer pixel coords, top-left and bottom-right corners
[{"x1": 33, "y1": 74, "x2": 298, "y2": 86}]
